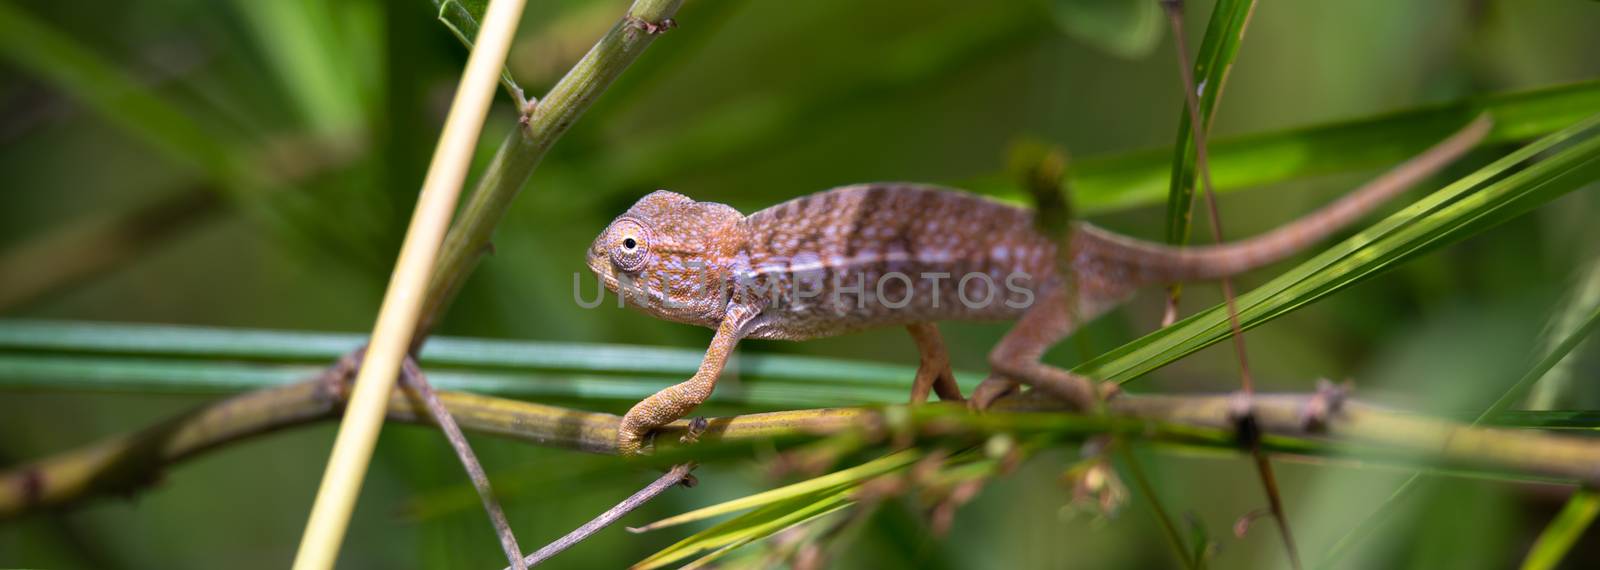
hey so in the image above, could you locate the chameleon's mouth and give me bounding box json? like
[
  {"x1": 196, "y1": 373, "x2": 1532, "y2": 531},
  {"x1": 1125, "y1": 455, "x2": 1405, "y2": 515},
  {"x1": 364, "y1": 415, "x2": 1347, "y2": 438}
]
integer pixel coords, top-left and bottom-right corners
[{"x1": 586, "y1": 252, "x2": 620, "y2": 293}]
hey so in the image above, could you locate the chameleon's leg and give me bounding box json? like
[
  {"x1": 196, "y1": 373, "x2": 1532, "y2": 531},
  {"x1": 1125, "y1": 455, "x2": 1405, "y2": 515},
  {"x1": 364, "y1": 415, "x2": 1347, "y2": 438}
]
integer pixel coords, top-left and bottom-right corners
[
  {"x1": 973, "y1": 286, "x2": 1104, "y2": 410},
  {"x1": 618, "y1": 306, "x2": 755, "y2": 455},
  {"x1": 906, "y1": 322, "x2": 963, "y2": 403}
]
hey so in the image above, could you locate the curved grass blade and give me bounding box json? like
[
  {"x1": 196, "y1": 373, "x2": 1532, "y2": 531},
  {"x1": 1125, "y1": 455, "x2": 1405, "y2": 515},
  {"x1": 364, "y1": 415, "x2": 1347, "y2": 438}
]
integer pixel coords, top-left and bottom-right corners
[
  {"x1": 629, "y1": 450, "x2": 921, "y2": 533},
  {"x1": 1519, "y1": 489, "x2": 1600, "y2": 570},
  {"x1": 1075, "y1": 113, "x2": 1600, "y2": 383},
  {"x1": 1163, "y1": 0, "x2": 1256, "y2": 246},
  {"x1": 632, "y1": 484, "x2": 857, "y2": 570}
]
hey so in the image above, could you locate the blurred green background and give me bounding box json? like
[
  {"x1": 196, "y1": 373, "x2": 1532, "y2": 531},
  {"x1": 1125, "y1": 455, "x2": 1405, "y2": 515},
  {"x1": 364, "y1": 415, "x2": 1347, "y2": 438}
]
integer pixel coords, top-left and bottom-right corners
[{"x1": 3, "y1": 0, "x2": 1600, "y2": 568}]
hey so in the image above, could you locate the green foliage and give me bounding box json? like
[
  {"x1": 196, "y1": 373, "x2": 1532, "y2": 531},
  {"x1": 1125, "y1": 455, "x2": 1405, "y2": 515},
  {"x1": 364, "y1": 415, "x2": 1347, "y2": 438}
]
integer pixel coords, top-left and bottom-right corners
[
  {"x1": 3, "y1": 0, "x2": 1600, "y2": 568},
  {"x1": 432, "y1": 0, "x2": 526, "y2": 105}
]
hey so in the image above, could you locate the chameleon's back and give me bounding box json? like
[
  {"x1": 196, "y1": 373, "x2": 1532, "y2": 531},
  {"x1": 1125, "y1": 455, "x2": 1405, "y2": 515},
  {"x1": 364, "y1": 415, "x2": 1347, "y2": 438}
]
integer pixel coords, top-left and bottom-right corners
[{"x1": 739, "y1": 184, "x2": 1066, "y2": 340}]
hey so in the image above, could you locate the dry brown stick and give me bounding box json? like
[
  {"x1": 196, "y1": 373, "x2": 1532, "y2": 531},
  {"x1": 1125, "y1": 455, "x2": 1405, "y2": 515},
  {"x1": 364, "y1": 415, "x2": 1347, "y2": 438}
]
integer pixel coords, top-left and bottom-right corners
[
  {"x1": 395, "y1": 357, "x2": 526, "y2": 570},
  {"x1": 1158, "y1": 1, "x2": 1298, "y2": 567},
  {"x1": 514, "y1": 463, "x2": 695, "y2": 568}
]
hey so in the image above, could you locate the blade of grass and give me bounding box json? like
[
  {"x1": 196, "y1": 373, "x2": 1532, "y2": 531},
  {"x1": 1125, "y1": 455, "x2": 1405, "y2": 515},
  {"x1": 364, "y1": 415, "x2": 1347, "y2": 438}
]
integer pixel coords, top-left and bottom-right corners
[
  {"x1": 1519, "y1": 489, "x2": 1600, "y2": 570},
  {"x1": 1162, "y1": 0, "x2": 1256, "y2": 246},
  {"x1": 633, "y1": 484, "x2": 858, "y2": 570},
  {"x1": 629, "y1": 451, "x2": 922, "y2": 533},
  {"x1": 1119, "y1": 444, "x2": 1200, "y2": 570}
]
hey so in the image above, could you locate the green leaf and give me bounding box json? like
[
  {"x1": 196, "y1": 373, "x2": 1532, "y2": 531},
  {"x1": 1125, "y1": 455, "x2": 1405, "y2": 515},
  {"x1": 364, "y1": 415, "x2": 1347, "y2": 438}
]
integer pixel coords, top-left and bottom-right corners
[
  {"x1": 1163, "y1": 0, "x2": 1256, "y2": 245},
  {"x1": 1049, "y1": 0, "x2": 1166, "y2": 59},
  {"x1": 1075, "y1": 113, "x2": 1600, "y2": 383},
  {"x1": 432, "y1": 0, "x2": 527, "y2": 105},
  {"x1": 1519, "y1": 489, "x2": 1600, "y2": 570}
]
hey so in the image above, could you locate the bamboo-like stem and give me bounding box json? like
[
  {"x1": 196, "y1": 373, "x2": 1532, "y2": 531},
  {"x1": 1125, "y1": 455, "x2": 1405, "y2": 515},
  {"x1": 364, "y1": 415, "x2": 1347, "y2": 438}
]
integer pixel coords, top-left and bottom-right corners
[
  {"x1": 415, "y1": 0, "x2": 686, "y2": 341},
  {"x1": 6, "y1": 373, "x2": 1600, "y2": 520},
  {"x1": 291, "y1": 0, "x2": 530, "y2": 566}
]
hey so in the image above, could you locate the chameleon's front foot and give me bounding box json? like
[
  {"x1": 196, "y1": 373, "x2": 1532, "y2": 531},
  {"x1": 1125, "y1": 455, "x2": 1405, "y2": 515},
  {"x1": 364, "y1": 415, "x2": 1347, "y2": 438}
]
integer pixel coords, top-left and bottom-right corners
[{"x1": 617, "y1": 376, "x2": 712, "y2": 456}]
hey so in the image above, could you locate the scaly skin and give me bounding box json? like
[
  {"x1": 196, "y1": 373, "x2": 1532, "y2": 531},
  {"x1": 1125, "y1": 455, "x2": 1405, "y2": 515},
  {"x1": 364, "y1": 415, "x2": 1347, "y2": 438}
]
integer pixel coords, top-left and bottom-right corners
[{"x1": 588, "y1": 118, "x2": 1489, "y2": 455}]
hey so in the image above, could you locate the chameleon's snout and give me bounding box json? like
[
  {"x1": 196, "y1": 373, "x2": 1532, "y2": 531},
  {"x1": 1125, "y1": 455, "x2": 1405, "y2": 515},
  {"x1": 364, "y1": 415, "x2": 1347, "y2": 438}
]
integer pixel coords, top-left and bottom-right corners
[{"x1": 585, "y1": 233, "x2": 619, "y2": 292}]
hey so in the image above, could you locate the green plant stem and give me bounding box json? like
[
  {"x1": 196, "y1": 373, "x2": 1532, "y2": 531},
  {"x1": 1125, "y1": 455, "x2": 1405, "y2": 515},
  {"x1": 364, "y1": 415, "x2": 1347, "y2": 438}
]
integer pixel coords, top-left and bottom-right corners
[
  {"x1": 416, "y1": 0, "x2": 686, "y2": 340},
  {"x1": 6, "y1": 375, "x2": 1600, "y2": 519},
  {"x1": 1118, "y1": 444, "x2": 1200, "y2": 570}
]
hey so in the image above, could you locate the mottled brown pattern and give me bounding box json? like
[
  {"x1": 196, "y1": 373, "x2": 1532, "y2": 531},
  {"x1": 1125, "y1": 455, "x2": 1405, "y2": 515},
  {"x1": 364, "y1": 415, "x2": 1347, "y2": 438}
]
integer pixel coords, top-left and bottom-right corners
[{"x1": 585, "y1": 117, "x2": 1488, "y2": 454}]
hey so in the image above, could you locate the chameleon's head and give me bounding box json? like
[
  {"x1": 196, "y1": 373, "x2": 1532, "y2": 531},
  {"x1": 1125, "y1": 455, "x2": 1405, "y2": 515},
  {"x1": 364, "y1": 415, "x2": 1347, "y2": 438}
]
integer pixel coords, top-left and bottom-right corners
[{"x1": 588, "y1": 190, "x2": 748, "y2": 325}]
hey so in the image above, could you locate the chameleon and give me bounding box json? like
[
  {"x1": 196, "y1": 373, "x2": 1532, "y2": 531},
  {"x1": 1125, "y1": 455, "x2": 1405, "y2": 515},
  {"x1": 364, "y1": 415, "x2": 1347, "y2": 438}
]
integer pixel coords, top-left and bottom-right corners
[{"x1": 587, "y1": 117, "x2": 1489, "y2": 455}]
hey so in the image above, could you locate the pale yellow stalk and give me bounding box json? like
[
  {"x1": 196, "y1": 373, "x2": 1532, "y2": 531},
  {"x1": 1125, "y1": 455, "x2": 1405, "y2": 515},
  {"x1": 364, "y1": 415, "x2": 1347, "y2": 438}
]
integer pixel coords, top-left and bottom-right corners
[{"x1": 290, "y1": 0, "x2": 530, "y2": 567}]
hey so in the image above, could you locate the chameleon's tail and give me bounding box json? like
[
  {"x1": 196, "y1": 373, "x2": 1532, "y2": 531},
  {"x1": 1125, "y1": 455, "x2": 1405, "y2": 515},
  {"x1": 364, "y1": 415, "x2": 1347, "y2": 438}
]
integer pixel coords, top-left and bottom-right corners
[{"x1": 1082, "y1": 114, "x2": 1491, "y2": 283}]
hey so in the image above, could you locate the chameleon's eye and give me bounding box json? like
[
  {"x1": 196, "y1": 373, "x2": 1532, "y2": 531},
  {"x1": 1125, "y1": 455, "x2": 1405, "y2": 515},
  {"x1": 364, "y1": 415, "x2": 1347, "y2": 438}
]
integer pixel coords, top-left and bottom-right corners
[{"x1": 609, "y1": 219, "x2": 651, "y2": 272}]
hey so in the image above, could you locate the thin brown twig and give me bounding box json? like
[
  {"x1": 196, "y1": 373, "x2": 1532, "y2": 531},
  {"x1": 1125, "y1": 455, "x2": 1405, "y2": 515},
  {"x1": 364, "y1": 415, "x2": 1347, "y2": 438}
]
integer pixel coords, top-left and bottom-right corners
[
  {"x1": 397, "y1": 357, "x2": 526, "y2": 570},
  {"x1": 1159, "y1": 1, "x2": 1297, "y2": 567},
  {"x1": 516, "y1": 463, "x2": 696, "y2": 568}
]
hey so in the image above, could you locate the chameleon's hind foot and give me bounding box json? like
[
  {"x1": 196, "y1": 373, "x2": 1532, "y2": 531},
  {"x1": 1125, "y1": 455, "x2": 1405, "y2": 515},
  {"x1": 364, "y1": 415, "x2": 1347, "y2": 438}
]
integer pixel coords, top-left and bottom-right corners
[{"x1": 968, "y1": 375, "x2": 1019, "y2": 411}]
